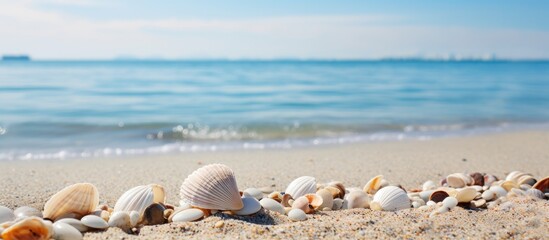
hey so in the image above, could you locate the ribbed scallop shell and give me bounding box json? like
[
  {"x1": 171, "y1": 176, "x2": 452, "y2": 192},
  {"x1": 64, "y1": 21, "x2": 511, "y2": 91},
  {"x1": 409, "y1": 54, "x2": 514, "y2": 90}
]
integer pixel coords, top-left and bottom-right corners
[
  {"x1": 370, "y1": 186, "x2": 410, "y2": 211},
  {"x1": 285, "y1": 176, "x2": 316, "y2": 199},
  {"x1": 43, "y1": 183, "x2": 99, "y2": 221},
  {"x1": 1, "y1": 217, "x2": 51, "y2": 240},
  {"x1": 113, "y1": 184, "x2": 166, "y2": 217},
  {"x1": 180, "y1": 164, "x2": 243, "y2": 210}
]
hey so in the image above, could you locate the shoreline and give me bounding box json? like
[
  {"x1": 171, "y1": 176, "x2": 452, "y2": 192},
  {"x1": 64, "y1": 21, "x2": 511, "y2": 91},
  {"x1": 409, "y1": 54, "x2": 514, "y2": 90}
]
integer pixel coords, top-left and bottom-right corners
[{"x1": 1, "y1": 130, "x2": 548, "y2": 238}]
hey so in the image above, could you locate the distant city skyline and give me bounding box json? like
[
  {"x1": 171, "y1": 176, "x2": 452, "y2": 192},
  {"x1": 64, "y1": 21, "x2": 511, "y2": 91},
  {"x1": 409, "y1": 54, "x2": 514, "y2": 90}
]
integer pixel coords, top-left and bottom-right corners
[{"x1": 1, "y1": 0, "x2": 548, "y2": 60}]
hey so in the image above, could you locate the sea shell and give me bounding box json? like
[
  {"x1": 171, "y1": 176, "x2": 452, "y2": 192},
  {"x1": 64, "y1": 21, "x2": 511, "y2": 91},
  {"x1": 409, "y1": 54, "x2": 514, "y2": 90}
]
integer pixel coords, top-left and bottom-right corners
[
  {"x1": 316, "y1": 189, "x2": 334, "y2": 210},
  {"x1": 446, "y1": 173, "x2": 473, "y2": 188},
  {"x1": 506, "y1": 171, "x2": 536, "y2": 186},
  {"x1": 287, "y1": 209, "x2": 307, "y2": 221},
  {"x1": 281, "y1": 194, "x2": 292, "y2": 207},
  {"x1": 532, "y1": 176, "x2": 549, "y2": 193},
  {"x1": 56, "y1": 218, "x2": 88, "y2": 232},
  {"x1": 363, "y1": 175, "x2": 383, "y2": 194},
  {"x1": 481, "y1": 190, "x2": 496, "y2": 201},
  {"x1": 470, "y1": 172, "x2": 484, "y2": 186},
  {"x1": 429, "y1": 190, "x2": 449, "y2": 203},
  {"x1": 490, "y1": 186, "x2": 507, "y2": 198},
  {"x1": 268, "y1": 192, "x2": 283, "y2": 202},
  {"x1": 43, "y1": 183, "x2": 99, "y2": 221},
  {"x1": 500, "y1": 181, "x2": 519, "y2": 192},
  {"x1": 234, "y1": 197, "x2": 261, "y2": 215},
  {"x1": 330, "y1": 198, "x2": 342, "y2": 210},
  {"x1": 418, "y1": 190, "x2": 435, "y2": 202},
  {"x1": 442, "y1": 197, "x2": 458, "y2": 209},
  {"x1": 259, "y1": 198, "x2": 285, "y2": 214},
  {"x1": 483, "y1": 174, "x2": 498, "y2": 186},
  {"x1": 108, "y1": 212, "x2": 131, "y2": 232},
  {"x1": 305, "y1": 194, "x2": 323, "y2": 210},
  {"x1": 370, "y1": 186, "x2": 410, "y2": 211},
  {"x1": 53, "y1": 221, "x2": 82, "y2": 240},
  {"x1": 422, "y1": 181, "x2": 436, "y2": 191},
  {"x1": 0, "y1": 206, "x2": 15, "y2": 224},
  {"x1": 526, "y1": 189, "x2": 544, "y2": 199},
  {"x1": 142, "y1": 203, "x2": 166, "y2": 225},
  {"x1": 171, "y1": 208, "x2": 204, "y2": 222},
  {"x1": 454, "y1": 187, "x2": 477, "y2": 203},
  {"x1": 113, "y1": 184, "x2": 166, "y2": 219},
  {"x1": 326, "y1": 181, "x2": 346, "y2": 199},
  {"x1": 14, "y1": 206, "x2": 42, "y2": 219},
  {"x1": 243, "y1": 188, "x2": 263, "y2": 200},
  {"x1": 345, "y1": 191, "x2": 370, "y2": 209},
  {"x1": 324, "y1": 186, "x2": 342, "y2": 199},
  {"x1": 180, "y1": 164, "x2": 243, "y2": 210},
  {"x1": 1, "y1": 217, "x2": 52, "y2": 240},
  {"x1": 291, "y1": 196, "x2": 312, "y2": 213},
  {"x1": 129, "y1": 211, "x2": 140, "y2": 227},
  {"x1": 285, "y1": 176, "x2": 316, "y2": 199},
  {"x1": 81, "y1": 215, "x2": 109, "y2": 229}
]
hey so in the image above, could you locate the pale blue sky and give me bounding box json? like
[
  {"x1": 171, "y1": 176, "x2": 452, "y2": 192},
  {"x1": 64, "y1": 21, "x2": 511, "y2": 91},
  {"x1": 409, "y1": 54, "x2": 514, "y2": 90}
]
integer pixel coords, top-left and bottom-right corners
[{"x1": 1, "y1": 0, "x2": 548, "y2": 59}]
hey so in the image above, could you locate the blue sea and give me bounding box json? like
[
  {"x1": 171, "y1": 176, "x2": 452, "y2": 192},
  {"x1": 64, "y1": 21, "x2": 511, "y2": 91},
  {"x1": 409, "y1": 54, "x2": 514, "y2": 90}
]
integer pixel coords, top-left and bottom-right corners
[{"x1": 1, "y1": 60, "x2": 549, "y2": 160}]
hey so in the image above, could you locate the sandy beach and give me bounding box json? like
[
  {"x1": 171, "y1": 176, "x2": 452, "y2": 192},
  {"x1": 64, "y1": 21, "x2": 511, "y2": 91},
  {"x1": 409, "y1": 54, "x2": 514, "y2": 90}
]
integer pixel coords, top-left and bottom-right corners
[{"x1": 1, "y1": 130, "x2": 548, "y2": 239}]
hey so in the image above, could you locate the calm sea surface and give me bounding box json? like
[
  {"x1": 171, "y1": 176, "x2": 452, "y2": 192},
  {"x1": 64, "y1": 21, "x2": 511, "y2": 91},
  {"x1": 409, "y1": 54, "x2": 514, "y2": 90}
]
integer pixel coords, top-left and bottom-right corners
[{"x1": 1, "y1": 60, "x2": 549, "y2": 160}]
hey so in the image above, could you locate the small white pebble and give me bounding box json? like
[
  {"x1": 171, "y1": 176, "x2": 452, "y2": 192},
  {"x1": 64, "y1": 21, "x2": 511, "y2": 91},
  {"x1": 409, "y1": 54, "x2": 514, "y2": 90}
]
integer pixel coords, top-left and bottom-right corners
[{"x1": 426, "y1": 200, "x2": 436, "y2": 206}]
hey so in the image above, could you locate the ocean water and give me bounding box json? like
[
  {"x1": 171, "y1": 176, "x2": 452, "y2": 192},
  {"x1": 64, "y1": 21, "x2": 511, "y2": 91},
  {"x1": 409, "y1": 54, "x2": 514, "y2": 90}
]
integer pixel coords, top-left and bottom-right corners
[{"x1": 1, "y1": 60, "x2": 549, "y2": 160}]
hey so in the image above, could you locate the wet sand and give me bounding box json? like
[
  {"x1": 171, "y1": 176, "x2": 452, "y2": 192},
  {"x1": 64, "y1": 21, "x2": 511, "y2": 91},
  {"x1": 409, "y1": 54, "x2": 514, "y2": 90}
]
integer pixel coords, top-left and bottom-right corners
[{"x1": 1, "y1": 131, "x2": 548, "y2": 239}]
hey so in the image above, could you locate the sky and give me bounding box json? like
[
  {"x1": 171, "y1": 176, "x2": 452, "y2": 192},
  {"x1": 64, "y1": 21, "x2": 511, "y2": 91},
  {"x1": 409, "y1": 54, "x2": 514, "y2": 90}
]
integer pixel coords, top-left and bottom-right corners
[{"x1": 0, "y1": 0, "x2": 548, "y2": 60}]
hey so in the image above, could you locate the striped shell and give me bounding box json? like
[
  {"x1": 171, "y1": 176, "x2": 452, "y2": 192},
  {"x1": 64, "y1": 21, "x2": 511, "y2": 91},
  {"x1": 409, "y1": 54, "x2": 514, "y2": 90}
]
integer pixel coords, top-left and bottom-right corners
[
  {"x1": 43, "y1": 183, "x2": 99, "y2": 221},
  {"x1": 113, "y1": 184, "x2": 166, "y2": 217},
  {"x1": 180, "y1": 164, "x2": 243, "y2": 210},
  {"x1": 285, "y1": 176, "x2": 316, "y2": 199},
  {"x1": 370, "y1": 186, "x2": 410, "y2": 211}
]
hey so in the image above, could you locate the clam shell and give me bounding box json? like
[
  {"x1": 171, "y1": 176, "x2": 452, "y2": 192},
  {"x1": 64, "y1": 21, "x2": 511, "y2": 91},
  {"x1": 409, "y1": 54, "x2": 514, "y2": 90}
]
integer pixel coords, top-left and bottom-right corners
[
  {"x1": 180, "y1": 164, "x2": 243, "y2": 210},
  {"x1": 454, "y1": 187, "x2": 477, "y2": 203},
  {"x1": 1, "y1": 217, "x2": 51, "y2": 240},
  {"x1": 142, "y1": 203, "x2": 166, "y2": 225},
  {"x1": 171, "y1": 208, "x2": 204, "y2": 222},
  {"x1": 481, "y1": 190, "x2": 496, "y2": 201},
  {"x1": 483, "y1": 174, "x2": 498, "y2": 186},
  {"x1": 281, "y1": 194, "x2": 292, "y2": 207},
  {"x1": 500, "y1": 181, "x2": 519, "y2": 192},
  {"x1": 345, "y1": 191, "x2": 369, "y2": 209},
  {"x1": 370, "y1": 186, "x2": 410, "y2": 211},
  {"x1": 81, "y1": 215, "x2": 109, "y2": 229},
  {"x1": 268, "y1": 192, "x2": 283, "y2": 202},
  {"x1": 287, "y1": 209, "x2": 307, "y2": 221},
  {"x1": 113, "y1": 184, "x2": 166, "y2": 218},
  {"x1": 234, "y1": 197, "x2": 261, "y2": 215},
  {"x1": 108, "y1": 212, "x2": 131, "y2": 232},
  {"x1": 291, "y1": 196, "x2": 312, "y2": 213},
  {"x1": 0, "y1": 206, "x2": 15, "y2": 224},
  {"x1": 243, "y1": 188, "x2": 263, "y2": 200},
  {"x1": 327, "y1": 181, "x2": 346, "y2": 199},
  {"x1": 316, "y1": 189, "x2": 334, "y2": 210},
  {"x1": 43, "y1": 183, "x2": 99, "y2": 221},
  {"x1": 490, "y1": 186, "x2": 507, "y2": 198},
  {"x1": 259, "y1": 198, "x2": 285, "y2": 215},
  {"x1": 470, "y1": 172, "x2": 484, "y2": 186},
  {"x1": 53, "y1": 222, "x2": 83, "y2": 240},
  {"x1": 56, "y1": 218, "x2": 88, "y2": 232},
  {"x1": 285, "y1": 176, "x2": 316, "y2": 199},
  {"x1": 446, "y1": 173, "x2": 472, "y2": 188},
  {"x1": 305, "y1": 194, "x2": 323, "y2": 210},
  {"x1": 532, "y1": 176, "x2": 549, "y2": 193},
  {"x1": 429, "y1": 190, "x2": 449, "y2": 203},
  {"x1": 14, "y1": 206, "x2": 42, "y2": 219},
  {"x1": 363, "y1": 175, "x2": 383, "y2": 194},
  {"x1": 422, "y1": 181, "x2": 436, "y2": 191}
]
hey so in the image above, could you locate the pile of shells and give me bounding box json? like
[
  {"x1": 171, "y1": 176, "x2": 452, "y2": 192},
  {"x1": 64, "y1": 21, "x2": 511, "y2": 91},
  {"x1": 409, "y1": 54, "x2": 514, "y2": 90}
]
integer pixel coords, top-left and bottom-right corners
[{"x1": 0, "y1": 165, "x2": 547, "y2": 240}]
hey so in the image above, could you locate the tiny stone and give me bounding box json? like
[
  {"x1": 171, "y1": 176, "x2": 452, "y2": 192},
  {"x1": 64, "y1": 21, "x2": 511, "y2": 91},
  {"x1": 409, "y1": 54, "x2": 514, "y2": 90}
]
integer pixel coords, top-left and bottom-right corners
[{"x1": 214, "y1": 220, "x2": 224, "y2": 228}]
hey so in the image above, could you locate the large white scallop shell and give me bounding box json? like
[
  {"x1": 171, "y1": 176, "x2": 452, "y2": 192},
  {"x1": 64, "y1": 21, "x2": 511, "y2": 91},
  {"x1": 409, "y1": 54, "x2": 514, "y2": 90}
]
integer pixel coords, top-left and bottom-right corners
[
  {"x1": 113, "y1": 184, "x2": 166, "y2": 217},
  {"x1": 179, "y1": 164, "x2": 243, "y2": 210},
  {"x1": 285, "y1": 176, "x2": 316, "y2": 199},
  {"x1": 370, "y1": 186, "x2": 410, "y2": 211},
  {"x1": 43, "y1": 183, "x2": 99, "y2": 221}
]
